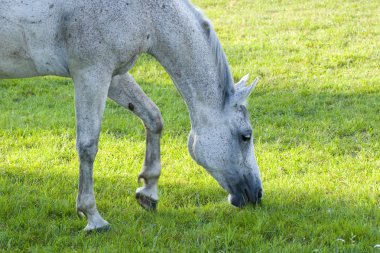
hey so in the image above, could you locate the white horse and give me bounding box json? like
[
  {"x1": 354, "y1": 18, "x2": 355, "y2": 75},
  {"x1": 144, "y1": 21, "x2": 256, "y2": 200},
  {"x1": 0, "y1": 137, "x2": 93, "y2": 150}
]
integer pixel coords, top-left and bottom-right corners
[{"x1": 0, "y1": 0, "x2": 262, "y2": 232}]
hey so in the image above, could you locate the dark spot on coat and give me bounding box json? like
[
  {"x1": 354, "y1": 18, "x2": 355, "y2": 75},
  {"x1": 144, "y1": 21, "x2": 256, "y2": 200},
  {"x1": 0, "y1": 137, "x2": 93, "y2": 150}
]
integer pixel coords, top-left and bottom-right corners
[
  {"x1": 162, "y1": 4, "x2": 166, "y2": 9},
  {"x1": 63, "y1": 14, "x2": 70, "y2": 22},
  {"x1": 49, "y1": 4, "x2": 54, "y2": 9},
  {"x1": 30, "y1": 20, "x2": 42, "y2": 24},
  {"x1": 11, "y1": 51, "x2": 20, "y2": 57},
  {"x1": 147, "y1": 34, "x2": 150, "y2": 40},
  {"x1": 128, "y1": 103, "x2": 135, "y2": 111},
  {"x1": 202, "y1": 21, "x2": 211, "y2": 35},
  {"x1": 175, "y1": 71, "x2": 182, "y2": 78}
]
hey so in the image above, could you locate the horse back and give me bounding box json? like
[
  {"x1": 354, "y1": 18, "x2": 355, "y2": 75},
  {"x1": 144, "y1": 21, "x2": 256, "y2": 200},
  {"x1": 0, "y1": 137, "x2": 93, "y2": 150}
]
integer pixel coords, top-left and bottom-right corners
[{"x1": 0, "y1": 0, "x2": 151, "y2": 79}]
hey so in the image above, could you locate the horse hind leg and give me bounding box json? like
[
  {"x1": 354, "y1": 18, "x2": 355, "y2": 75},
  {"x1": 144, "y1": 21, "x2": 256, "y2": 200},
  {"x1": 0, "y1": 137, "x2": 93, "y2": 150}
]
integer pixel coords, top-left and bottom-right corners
[
  {"x1": 108, "y1": 73, "x2": 162, "y2": 211},
  {"x1": 72, "y1": 67, "x2": 111, "y2": 232}
]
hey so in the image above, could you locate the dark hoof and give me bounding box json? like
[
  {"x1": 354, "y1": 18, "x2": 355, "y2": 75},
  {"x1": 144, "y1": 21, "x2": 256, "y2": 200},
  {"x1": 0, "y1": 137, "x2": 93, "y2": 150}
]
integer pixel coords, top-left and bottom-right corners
[
  {"x1": 136, "y1": 192, "x2": 157, "y2": 211},
  {"x1": 84, "y1": 224, "x2": 111, "y2": 234}
]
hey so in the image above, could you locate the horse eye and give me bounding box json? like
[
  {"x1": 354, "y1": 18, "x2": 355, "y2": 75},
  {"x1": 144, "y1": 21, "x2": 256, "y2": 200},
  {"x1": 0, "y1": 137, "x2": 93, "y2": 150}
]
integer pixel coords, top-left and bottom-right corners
[{"x1": 242, "y1": 134, "x2": 251, "y2": 142}]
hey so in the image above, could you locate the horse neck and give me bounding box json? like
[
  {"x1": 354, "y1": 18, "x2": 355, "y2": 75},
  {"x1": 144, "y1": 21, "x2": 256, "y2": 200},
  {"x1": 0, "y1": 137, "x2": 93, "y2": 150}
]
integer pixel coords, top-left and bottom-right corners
[{"x1": 147, "y1": 1, "x2": 234, "y2": 127}]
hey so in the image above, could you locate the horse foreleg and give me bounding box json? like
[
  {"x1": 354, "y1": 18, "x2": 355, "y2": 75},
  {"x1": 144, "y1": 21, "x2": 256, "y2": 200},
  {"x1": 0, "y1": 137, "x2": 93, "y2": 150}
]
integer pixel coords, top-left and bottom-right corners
[
  {"x1": 108, "y1": 73, "x2": 162, "y2": 211},
  {"x1": 72, "y1": 67, "x2": 111, "y2": 232}
]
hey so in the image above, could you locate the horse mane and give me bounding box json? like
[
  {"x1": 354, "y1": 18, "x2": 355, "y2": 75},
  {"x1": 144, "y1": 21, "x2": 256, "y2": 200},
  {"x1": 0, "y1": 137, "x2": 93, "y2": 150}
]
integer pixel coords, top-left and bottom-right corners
[{"x1": 184, "y1": 1, "x2": 235, "y2": 101}]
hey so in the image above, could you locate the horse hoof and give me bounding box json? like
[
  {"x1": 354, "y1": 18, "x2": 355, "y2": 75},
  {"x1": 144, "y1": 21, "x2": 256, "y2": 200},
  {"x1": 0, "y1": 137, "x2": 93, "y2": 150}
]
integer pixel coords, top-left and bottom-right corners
[
  {"x1": 136, "y1": 192, "x2": 157, "y2": 211},
  {"x1": 83, "y1": 223, "x2": 111, "y2": 234}
]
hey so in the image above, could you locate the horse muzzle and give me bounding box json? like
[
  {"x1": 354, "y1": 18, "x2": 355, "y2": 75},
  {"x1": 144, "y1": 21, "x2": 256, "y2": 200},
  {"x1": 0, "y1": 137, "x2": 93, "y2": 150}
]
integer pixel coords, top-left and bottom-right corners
[{"x1": 227, "y1": 175, "x2": 263, "y2": 207}]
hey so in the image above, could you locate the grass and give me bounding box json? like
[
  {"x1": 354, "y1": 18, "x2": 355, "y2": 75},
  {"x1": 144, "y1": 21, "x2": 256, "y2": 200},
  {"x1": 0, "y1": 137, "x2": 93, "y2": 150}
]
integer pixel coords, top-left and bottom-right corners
[{"x1": 0, "y1": 0, "x2": 379, "y2": 252}]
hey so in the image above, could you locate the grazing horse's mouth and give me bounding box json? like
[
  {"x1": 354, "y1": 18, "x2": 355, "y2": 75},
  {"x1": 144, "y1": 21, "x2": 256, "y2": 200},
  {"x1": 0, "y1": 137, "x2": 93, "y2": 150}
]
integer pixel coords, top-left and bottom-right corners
[
  {"x1": 227, "y1": 178, "x2": 263, "y2": 207},
  {"x1": 228, "y1": 191, "x2": 262, "y2": 207}
]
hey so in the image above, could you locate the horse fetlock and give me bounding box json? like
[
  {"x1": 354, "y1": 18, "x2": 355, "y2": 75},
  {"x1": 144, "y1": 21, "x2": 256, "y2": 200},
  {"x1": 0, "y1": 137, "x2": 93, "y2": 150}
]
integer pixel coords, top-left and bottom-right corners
[
  {"x1": 76, "y1": 194, "x2": 97, "y2": 213},
  {"x1": 138, "y1": 175, "x2": 160, "y2": 188},
  {"x1": 76, "y1": 200, "x2": 110, "y2": 232},
  {"x1": 76, "y1": 205, "x2": 96, "y2": 219},
  {"x1": 77, "y1": 210, "x2": 86, "y2": 219},
  {"x1": 76, "y1": 202, "x2": 97, "y2": 216},
  {"x1": 138, "y1": 168, "x2": 160, "y2": 184}
]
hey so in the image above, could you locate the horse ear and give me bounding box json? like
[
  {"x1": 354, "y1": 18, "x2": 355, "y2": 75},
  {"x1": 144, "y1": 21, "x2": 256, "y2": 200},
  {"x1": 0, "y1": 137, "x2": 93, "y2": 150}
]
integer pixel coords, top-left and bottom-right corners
[
  {"x1": 235, "y1": 74, "x2": 250, "y2": 90},
  {"x1": 232, "y1": 75, "x2": 259, "y2": 105}
]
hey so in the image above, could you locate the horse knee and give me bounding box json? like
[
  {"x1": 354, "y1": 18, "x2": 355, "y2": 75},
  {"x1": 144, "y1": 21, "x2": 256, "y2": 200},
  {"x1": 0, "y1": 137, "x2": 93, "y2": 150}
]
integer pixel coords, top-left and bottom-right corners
[
  {"x1": 77, "y1": 140, "x2": 98, "y2": 163},
  {"x1": 147, "y1": 107, "x2": 163, "y2": 134}
]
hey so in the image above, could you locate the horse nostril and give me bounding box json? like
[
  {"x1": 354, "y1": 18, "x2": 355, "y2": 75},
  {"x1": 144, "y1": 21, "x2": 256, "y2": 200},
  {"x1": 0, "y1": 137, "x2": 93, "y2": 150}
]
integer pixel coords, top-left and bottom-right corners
[{"x1": 258, "y1": 188, "x2": 263, "y2": 200}]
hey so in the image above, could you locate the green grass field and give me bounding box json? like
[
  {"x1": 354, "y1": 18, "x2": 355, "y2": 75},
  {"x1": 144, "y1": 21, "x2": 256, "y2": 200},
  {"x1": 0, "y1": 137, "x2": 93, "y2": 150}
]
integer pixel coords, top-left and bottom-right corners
[{"x1": 0, "y1": 0, "x2": 379, "y2": 252}]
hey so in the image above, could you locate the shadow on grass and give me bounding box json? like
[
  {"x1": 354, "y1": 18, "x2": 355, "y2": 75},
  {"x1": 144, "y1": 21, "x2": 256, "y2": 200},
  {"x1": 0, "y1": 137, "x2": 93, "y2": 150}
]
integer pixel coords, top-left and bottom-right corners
[
  {"x1": 1, "y1": 169, "x2": 378, "y2": 229},
  {"x1": 0, "y1": 159, "x2": 379, "y2": 252},
  {"x1": 1, "y1": 79, "x2": 378, "y2": 140}
]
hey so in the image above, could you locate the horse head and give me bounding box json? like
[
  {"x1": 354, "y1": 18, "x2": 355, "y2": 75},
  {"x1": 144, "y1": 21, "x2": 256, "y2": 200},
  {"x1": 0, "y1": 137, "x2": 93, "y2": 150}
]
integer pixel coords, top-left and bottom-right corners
[{"x1": 187, "y1": 75, "x2": 262, "y2": 207}]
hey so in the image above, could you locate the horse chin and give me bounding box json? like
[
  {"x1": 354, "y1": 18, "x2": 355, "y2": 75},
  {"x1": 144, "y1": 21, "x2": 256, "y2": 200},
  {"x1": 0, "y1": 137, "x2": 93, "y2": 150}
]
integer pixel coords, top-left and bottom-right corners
[
  {"x1": 228, "y1": 194, "x2": 247, "y2": 207},
  {"x1": 227, "y1": 185, "x2": 263, "y2": 207}
]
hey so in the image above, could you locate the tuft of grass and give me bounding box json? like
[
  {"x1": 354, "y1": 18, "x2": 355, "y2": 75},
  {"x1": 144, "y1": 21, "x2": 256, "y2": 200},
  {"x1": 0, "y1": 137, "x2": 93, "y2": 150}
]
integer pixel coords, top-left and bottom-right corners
[{"x1": 0, "y1": 0, "x2": 379, "y2": 252}]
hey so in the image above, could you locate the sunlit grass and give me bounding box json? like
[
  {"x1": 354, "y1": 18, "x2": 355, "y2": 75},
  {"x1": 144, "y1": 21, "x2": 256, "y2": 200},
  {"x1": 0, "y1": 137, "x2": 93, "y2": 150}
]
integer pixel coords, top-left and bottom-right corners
[{"x1": 0, "y1": 0, "x2": 379, "y2": 252}]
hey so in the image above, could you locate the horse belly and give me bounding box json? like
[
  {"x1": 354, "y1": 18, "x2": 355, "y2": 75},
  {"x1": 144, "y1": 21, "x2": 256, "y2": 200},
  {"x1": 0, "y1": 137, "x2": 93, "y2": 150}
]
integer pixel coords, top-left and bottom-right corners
[
  {"x1": 0, "y1": 20, "x2": 40, "y2": 78},
  {"x1": 0, "y1": 1, "x2": 69, "y2": 78}
]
